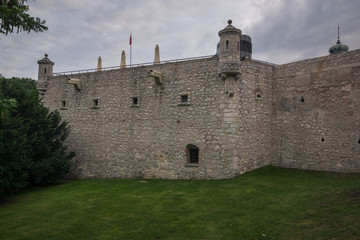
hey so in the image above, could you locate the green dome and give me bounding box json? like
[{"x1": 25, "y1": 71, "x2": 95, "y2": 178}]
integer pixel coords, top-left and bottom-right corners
[
  {"x1": 329, "y1": 23, "x2": 349, "y2": 54},
  {"x1": 329, "y1": 40, "x2": 349, "y2": 54}
]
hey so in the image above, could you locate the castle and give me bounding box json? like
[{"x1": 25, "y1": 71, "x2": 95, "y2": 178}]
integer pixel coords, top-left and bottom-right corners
[{"x1": 36, "y1": 20, "x2": 360, "y2": 179}]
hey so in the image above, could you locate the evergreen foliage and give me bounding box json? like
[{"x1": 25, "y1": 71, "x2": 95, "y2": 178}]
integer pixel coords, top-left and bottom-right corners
[
  {"x1": 0, "y1": 77, "x2": 74, "y2": 196},
  {"x1": 0, "y1": 98, "x2": 17, "y2": 116}
]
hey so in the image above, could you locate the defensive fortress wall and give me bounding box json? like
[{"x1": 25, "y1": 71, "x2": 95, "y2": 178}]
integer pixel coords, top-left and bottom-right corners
[
  {"x1": 37, "y1": 21, "x2": 360, "y2": 179},
  {"x1": 272, "y1": 49, "x2": 360, "y2": 172},
  {"x1": 38, "y1": 56, "x2": 274, "y2": 179}
]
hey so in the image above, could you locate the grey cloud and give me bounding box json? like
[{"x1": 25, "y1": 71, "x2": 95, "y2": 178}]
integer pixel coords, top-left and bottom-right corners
[
  {"x1": 250, "y1": 0, "x2": 360, "y2": 63},
  {"x1": 1, "y1": 0, "x2": 359, "y2": 79}
]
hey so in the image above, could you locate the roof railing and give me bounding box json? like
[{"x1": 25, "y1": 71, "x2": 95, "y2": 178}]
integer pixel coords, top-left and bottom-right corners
[
  {"x1": 53, "y1": 55, "x2": 216, "y2": 76},
  {"x1": 250, "y1": 58, "x2": 277, "y2": 66},
  {"x1": 53, "y1": 55, "x2": 277, "y2": 76}
]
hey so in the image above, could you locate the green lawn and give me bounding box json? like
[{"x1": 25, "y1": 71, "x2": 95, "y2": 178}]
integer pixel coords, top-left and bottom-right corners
[{"x1": 0, "y1": 166, "x2": 359, "y2": 240}]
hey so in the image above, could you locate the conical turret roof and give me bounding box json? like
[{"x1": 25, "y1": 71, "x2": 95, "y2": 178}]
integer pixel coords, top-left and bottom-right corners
[
  {"x1": 218, "y1": 19, "x2": 242, "y2": 36},
  {"x1": 37, "y1": 54, "x2": 54, "y2": 65}
]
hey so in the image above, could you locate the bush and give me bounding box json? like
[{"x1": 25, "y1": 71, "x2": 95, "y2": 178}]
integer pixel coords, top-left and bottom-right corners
[{"x1": 0, "y1": 77, "x2": 74, "y2": 196}]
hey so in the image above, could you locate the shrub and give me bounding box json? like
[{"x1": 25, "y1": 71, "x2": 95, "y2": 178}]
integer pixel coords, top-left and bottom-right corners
[{"x1": 0, "y1": 77, "x2": 74, "y2": 196}]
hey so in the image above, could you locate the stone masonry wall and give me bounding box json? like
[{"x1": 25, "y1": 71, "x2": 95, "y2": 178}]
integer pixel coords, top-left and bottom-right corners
[
  {"x1": 272, "y1": 49, "x2": 360, "y2": 172},
  {"x1": 233, "y1": 60, "x2": 274, "y2": 174},
  {"x1": 39, "y1": 48, "x2": 359, "y2": 179},
  {"x1": 41, "y1": 56, "x2": 274, "y2": 179},
  {"x1": 41, "y1": 56, "x2": 271, "y2": 179}
]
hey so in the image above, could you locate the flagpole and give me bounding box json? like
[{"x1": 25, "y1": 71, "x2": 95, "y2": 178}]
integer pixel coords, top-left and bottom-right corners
[
  {"x1": 129, "y1": 33, "x2": 132, "y2": 67},
  {"x1": 130, "y1": 44, "x2": 132, "y2": 67}
]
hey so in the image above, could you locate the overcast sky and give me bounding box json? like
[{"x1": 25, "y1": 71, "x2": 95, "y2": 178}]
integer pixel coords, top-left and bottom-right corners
[{"x1": 1, "y1": 0, "x2": 359, "y2": 80}]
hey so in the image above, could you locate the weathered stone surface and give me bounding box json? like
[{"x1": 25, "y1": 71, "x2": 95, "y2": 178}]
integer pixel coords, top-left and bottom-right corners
[
  {"x1": 272, "y1": 50, "x2": 360, "y2": 173},
  {"x1": 36, "y1": 23, "x2": 360, "y2": 180}
]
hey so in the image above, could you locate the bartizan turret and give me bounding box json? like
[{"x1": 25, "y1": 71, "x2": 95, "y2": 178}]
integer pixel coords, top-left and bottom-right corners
[
  {"x1": 218, "y1": 20, "x2": 242, "y2": 82},
  {"x1": 37, "y1": 54, "x2": 54, "y2": 96}
]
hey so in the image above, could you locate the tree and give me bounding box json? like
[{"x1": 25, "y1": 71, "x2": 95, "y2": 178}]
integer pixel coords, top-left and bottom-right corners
[
  {"x1": 0, "y1": 77, "x2": 74, "y2": 197},
  {"x1": 0, "y1": 98, "x2": 17, "y2": 116},
  {"x1": 0, "y1": 0, "x2": 47, "y2": 36}
]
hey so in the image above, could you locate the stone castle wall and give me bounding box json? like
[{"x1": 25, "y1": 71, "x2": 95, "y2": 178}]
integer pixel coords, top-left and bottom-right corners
[
  {"x1": 271, "y1": 49, "x2": 360, "y2": 172},
  {"x1": 234, "y1": 60, "x2": 274, "y2": 174},
  {"x1": 41, "y1": 56, "x2": 274, "y2": 179},
  {"x1": 38, "y1": 29, "x2": 360, "y2": 179}
]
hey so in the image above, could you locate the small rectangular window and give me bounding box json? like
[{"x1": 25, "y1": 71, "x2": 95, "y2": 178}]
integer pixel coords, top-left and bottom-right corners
[
  {"x1": 133, "y1": 97, "x2": 138, "y2": 105},
  {"x1": 60, "y1": 100, "x2": 67, "y2": 110},
  {"x1": 131, "y1": 97, "x2": 140, "y2": 107},
  {"x1": 179, "y1": 93, "x2": 190, "y2": 106},
  {"x1": 92, "y1": 99, "x2": 100, "y2": 109},
  {"x1": 181, "y1": 95, "x2": 188, "y2": 103},
  {"x1": 226, "y1": 40, "x2": 229, "y2": 49}
]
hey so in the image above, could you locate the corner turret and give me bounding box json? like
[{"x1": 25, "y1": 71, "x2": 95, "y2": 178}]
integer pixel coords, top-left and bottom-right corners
[
  {"x1": 37, "y1": 54, "x2": 54, "y2": 95},
  {"x1": 218, "y1": 20, "x2": 242, "y2": 81}
]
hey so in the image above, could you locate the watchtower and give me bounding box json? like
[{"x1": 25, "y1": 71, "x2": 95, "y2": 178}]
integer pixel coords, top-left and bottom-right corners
[
  {"x1": 37, "y1": 54, "x2": 54, "y2": 95},
  {"x1": 218, "y1": 20, "x2": 242, "y2": 81}
]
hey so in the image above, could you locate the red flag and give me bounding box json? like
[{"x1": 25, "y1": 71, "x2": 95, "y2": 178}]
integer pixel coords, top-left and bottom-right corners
[{"x1": 129, "y1": 34, "x2": 132, "y2": 45}]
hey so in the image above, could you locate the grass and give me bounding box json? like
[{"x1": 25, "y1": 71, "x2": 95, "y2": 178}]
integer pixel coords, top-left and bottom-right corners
[{"x1": 0, "y1": 166, "x2": 359, "y2": 240}]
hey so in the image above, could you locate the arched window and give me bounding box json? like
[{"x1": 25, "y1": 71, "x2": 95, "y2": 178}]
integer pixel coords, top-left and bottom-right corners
[{"x1": 186, "y1": 144, "x2": 200, "y2": 165}]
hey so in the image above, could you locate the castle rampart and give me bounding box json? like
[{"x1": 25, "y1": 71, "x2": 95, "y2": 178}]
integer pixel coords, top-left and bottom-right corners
[
  {"x1": 272, "y1": 50, "x2": 360, "y2": 172},
  {"x1": 37, "y1": 21, "x2": 360, "y2": 179}
]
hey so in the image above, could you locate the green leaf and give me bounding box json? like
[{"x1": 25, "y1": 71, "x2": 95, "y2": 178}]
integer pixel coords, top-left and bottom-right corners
[{"x1": 0, "y1": 0, "x2": 48, "y2": 36}]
